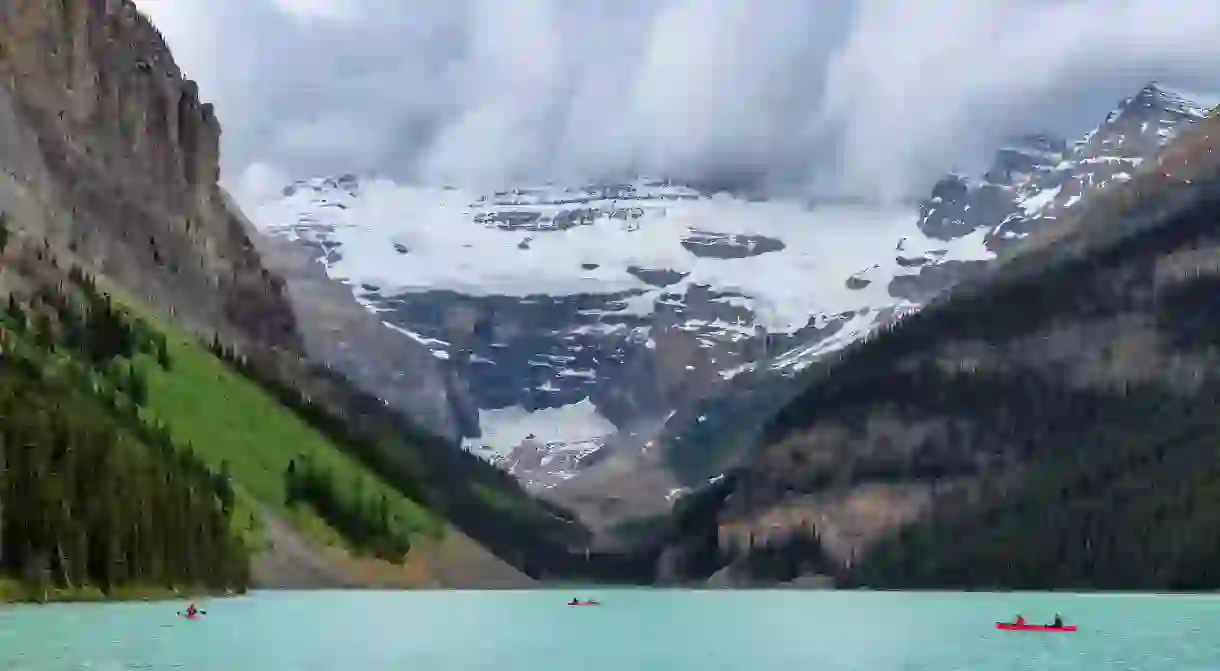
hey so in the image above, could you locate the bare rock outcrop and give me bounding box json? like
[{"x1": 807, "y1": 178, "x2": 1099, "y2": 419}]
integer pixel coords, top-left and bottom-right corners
[{"x1": 0, "y1": 0, "x2": 298, "y2": 351}]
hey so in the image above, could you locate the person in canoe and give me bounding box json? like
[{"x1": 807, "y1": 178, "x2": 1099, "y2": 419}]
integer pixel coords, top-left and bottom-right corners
[
  {"x1": 569, "y1": 597, "x2": 580, "y2": 605},
  {"x1": 1049, "y1": 613, "x2": 1064, "y2": 628},
  {"x1": 1013, "y1": 614, "x2": 1026, "y2": 626}
]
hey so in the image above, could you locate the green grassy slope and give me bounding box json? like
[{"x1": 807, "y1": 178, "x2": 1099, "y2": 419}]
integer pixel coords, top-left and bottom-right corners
[
  {"x1": 0, "y1": 268, "x2": 251, "y2": 600},
  {"x1": 0, "y1": 246, "x2": 450, "y2": 589},
  {"x1": 126, "y1": 299, "x2": 444, "y2": 553},
  {"x1": 0, "y1": 227, "x2": 608, "y2": 585}
]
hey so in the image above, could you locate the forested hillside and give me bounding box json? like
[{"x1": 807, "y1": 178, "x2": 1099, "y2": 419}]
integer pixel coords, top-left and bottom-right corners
[
  {"x1": 0, "y1": 229, "x2": 248, "y2": 599},
  {"x1": 660, "y1": 112, "x2": 1220, "y2": 590}
]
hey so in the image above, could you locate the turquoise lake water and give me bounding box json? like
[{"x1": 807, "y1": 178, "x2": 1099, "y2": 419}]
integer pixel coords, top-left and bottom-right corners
[{"x1": 0, "y1": 589, "x2": 1217, "y2": 669}]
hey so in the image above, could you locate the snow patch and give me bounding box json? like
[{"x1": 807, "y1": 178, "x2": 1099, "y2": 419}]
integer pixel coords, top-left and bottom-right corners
[
  {"x1": 720, "y1": 362, "x2": 757, "y2": 380},
  {"x1": 771, "y1": 307, "x2": 889, "y2": 371},
  {"x1": 1018, "y1": 185, "x2": 1062, "y2": 215},
  {"x1": 460, "y1": 398, "x2": 616, "y2": 458},
  {"x1": 380, "y1": 321, "x2": 448, "y2": 348}
]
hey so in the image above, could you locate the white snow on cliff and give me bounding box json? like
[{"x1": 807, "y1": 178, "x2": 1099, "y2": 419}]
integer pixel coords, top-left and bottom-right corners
[{"x1": 248, "y1": 179, "x2": 995, "y2": 336}]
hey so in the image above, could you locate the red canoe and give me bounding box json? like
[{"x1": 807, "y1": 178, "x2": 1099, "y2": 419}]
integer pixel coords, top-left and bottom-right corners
[
  {"x1": 996, "y1": 623, "x2": 1076, "y2": 632},
  {"x1": 567, "y1": 601, "x2": 600, "y2": 606}
]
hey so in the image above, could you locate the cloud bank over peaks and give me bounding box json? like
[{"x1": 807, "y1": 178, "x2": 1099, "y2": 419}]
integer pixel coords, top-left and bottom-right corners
[{"x1": 135, "y1": 0, "x2": 1220, "y2": 204}]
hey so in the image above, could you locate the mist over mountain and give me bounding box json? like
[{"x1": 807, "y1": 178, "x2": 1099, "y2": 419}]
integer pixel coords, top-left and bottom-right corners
[{"x1": 139, "y1": 0, "x2": 1220, "y2": 205}]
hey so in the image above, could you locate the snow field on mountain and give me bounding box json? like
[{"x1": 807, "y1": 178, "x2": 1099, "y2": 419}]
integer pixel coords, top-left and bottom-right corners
[{"x1": 248, "y1": 179, "x2": 994, "y2": 337}]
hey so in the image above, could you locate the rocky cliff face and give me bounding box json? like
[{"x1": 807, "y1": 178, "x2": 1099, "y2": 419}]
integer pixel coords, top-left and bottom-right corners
[
  {"x1": 247, "y1": 205, "x2": 473, "y2": 441},
  {"x1": 0, "y1": 0, "x2": 298, "y2": 351}
]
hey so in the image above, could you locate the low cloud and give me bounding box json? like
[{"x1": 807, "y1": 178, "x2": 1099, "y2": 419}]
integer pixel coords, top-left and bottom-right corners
[{"x1": 134, "y1": 0, "x2": 1220, "y2": 203}]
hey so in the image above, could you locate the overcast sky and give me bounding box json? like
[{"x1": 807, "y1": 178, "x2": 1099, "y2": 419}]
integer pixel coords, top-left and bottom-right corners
[{"x1": 134, "y1": 0, "x2": 1220, "y2": 203}]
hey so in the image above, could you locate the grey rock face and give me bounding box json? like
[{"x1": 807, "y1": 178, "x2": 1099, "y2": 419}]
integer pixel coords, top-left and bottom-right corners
[
  {"x1": 681, "y1": 230, "x2": 786, "y2": 258},
  {"x1": 0, "y1": 0, "x2": 300, "y2": 353},
  {"x1": 627, "y1": 266, "x2": 688, "y2": 287},
  {"x1": 888, "y1": 260, "x2": 990, "y2": 304},
  {"x1": 905, "y1": 81, "x2": 1209, "y2": 299},
  {"x1": 249, "y1": 225, "x2": 469, "y2": 441}
]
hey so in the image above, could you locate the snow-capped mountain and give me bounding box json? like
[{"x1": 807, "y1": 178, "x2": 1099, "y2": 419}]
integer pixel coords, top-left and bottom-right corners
[
  {"x1": 772, "y1": 81, "x2": 1213, "y2": 372},
  {"x1": 892, "y1": 82, "x2": 1212, "y2": 303},
  {"x1": 649, "y1": 82, "x2": 1215, "y2": 490},
  {"x1": 246, "y1": 81, "x2": 1212, "y2": 495},
  {"x1": 248, "y1": 178, "x2": 972, "y2": 487}
]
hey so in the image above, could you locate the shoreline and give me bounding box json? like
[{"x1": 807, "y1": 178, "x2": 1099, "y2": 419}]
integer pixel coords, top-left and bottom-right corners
[
  {"x1": 6, "y1": 583, "x2": 1220, "y2": 603},
  {"x1": 0, "y1": 579, "x2": 243, "y2": 605}
]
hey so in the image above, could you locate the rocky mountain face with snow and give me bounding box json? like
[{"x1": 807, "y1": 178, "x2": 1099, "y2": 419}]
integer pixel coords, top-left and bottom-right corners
[
  {"x1": 645, "y1": 82, "x2": 1216, "y2": 506},
  {"x1": 893, "y1": 82, "x2": 1212, "y2": 303},
  {"x1": 252, "y1": 178, "x2": 919, "y2": 490},
  {"x1": 246, "y1": 82, "x2": 1212, "y2": 514},
  {"x1": 662, "y1": 101, "x2": 1220, "y2": 589}
]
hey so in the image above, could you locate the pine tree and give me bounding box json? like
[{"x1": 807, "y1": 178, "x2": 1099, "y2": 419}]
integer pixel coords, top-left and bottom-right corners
[
  {"x1": 156, "y1": 336, "x2": 171, "y2": 370},
  {"x1": 127, "y1": 364, "x2": 147, "y2": 406}
]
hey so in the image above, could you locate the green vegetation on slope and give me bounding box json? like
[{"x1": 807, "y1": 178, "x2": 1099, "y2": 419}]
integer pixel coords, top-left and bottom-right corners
[
  {"x1": 285, "y1": 454, "x2": 413, "y2": 562},
  {"x1": 124, "y1": 298, "x2": 442, "y2": 561},
  {"x1": 0, "y1": 264, "x2": 248, "y2": 601},
  {"x1": 0, "y1": 221, "x2": 448, "y2": 603},
  {"x1": 0, "y1": 220, "x2": 643, "y2": 586},
  {"x1": 197, "y1": 327, "x2": 661, "y2": 582}
]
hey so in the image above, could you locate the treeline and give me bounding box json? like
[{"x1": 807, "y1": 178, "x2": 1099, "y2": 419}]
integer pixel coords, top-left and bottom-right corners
[
  {"x1": 284, "y1": 455, "x2": 411, "y2": 562},
  {"x1": 659, "y1": 366, "x2": 1192, "y2": 584},
  {"x1": 0, "y1": 265, "x2": 246, "y2": 595},
  {"x1": 654, "y1": 474, "x2": 831, "y2": 585},
  {"x1": 723, "y1": 524, "x2": 828, "y2": 584},
  {"x1": 767, "y1": 364, "x2": 1180, "y2": 490},
  {"x1": 651, "y1": 474, "x2": 737, "y2": 581},
  {"x1": 847, "y1": 383, "x2": 1220, "y2": 589},
  {"x1": 6, "y1": 266, "x2": 167, "y2": 416},
  {"x1": 749, "y1": 351, "x2": 1220, "y2": 589},
  {"x1": 209, "y1": 336, "x2": 429, "y2": 505},
  {"x1": 205, "y1": 333, "x2": 660, "y2": 582}
]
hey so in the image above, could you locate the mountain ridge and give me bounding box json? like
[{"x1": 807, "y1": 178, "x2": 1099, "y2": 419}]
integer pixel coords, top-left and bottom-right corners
[
  {"x1": 649, "y1": 80, "x2": 1216, "y2": 485},
  {"x1": 654, "y1": 104, "x2": 1220, "y2": 588},
  {"x1": 244, "y1": 81, "x2": 1215, "y2": 553}
]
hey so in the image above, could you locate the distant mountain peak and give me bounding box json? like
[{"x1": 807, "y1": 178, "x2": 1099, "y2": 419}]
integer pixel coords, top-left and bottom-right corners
[{"x1": 1102, "y1": 81, "x2": 1213, "y2": 128}]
